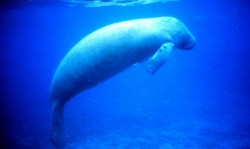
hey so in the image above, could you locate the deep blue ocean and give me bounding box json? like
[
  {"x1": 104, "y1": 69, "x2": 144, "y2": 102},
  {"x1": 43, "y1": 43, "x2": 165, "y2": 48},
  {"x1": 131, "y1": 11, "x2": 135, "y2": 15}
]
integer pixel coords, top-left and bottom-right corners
[{"x1": 1, "y1": 0, "x2": 250, "y2": 148}]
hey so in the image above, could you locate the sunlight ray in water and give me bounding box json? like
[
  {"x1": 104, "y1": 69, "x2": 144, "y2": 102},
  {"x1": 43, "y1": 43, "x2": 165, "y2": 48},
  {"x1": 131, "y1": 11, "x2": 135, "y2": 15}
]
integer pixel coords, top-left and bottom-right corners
[{"x1": 63, "y1": 0, "x2": 180, "y2": 7}]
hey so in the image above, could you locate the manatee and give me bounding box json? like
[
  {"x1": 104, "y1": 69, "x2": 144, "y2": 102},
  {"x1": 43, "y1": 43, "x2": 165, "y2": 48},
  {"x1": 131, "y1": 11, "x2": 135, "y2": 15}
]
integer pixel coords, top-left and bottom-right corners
[{"x1": 49, "y1": 16, "x2": 196, "y2": 148}]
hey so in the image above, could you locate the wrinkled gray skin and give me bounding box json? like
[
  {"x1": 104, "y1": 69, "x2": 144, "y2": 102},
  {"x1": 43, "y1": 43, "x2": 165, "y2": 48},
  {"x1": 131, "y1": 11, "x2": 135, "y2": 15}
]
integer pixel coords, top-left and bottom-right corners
[{"x1": 50, "y1": 16, "x2": 196, "y2": 148}]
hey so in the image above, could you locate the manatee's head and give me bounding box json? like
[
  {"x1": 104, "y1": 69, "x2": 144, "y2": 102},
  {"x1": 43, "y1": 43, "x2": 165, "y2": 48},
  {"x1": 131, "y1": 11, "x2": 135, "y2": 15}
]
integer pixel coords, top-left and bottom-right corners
[
  {"x1": 162, "y1": 17, "x2": 196, "y2": 50},
  {"x1": 179, "y1": 30, "x2": 196, "y2": 50}
]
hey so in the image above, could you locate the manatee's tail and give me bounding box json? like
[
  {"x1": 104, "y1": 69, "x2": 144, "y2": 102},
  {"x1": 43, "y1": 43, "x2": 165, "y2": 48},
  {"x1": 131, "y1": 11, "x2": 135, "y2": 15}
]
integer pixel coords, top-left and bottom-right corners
[{"x1": 51, "y1": 100, "x2": 66, "y2": 148}]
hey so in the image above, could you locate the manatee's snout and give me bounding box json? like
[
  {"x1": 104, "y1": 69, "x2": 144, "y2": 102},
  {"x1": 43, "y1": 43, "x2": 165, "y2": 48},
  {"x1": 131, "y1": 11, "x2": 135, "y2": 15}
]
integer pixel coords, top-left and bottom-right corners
[{"x1": 181, "y1": 33, "x2": 196, "y2": 50}]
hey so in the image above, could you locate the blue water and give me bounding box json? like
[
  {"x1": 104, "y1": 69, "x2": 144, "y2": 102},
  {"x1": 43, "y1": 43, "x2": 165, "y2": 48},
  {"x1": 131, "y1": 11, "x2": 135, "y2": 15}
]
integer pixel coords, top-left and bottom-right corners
[{"x1": 1, "y1": 0, "x2": 250, "y2": 148}]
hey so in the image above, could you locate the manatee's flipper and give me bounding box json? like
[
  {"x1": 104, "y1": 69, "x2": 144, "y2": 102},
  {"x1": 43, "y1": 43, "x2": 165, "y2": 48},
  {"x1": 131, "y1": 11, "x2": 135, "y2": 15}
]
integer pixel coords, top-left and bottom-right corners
[
  {"x1": 146, "y1": 42, "x2": 174, "y2": 74},
  {"x1": 51, "y1": 100, "x2": 66, "y2": 148}
]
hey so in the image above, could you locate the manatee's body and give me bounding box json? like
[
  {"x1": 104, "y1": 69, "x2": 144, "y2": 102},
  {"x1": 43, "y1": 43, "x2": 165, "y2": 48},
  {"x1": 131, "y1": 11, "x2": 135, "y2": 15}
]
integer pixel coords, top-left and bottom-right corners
[{"x1": 50, "y1": 16, "x2": 196, "y2": 148}]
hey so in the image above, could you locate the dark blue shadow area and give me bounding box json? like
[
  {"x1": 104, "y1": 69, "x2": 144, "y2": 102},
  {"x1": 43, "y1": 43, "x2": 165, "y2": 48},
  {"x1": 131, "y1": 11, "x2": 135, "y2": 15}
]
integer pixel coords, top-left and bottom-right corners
[{"x1": 1, "y1": 0, "x2": 250, "y2": 148}]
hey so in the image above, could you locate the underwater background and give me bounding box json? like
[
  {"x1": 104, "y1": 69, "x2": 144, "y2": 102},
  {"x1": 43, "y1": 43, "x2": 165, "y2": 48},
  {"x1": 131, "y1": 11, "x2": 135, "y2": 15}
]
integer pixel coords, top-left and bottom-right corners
[{"x1": 1, "y1": 0, "x2": 250, "y2": 148}]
